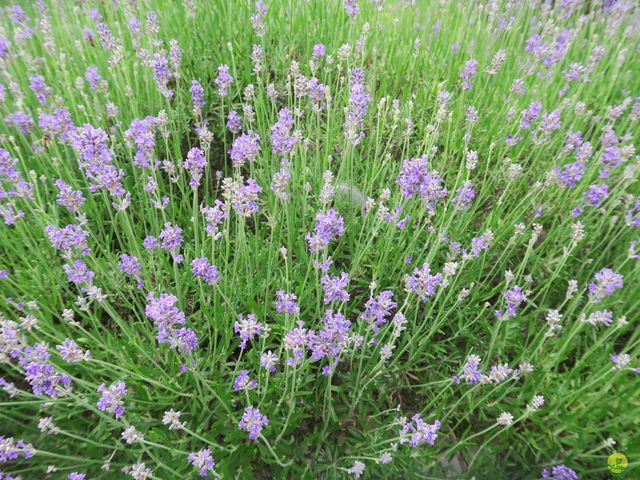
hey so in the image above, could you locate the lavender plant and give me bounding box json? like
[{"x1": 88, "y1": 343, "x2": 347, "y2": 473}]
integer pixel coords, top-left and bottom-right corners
[{"x1": 0, "y1": 0, "x2": 639, "y2": 479}]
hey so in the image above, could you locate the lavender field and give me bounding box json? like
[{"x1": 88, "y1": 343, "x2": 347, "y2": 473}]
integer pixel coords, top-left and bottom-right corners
[{"x1": 0, "y1": 0, "x2": 639, "y2": 479}]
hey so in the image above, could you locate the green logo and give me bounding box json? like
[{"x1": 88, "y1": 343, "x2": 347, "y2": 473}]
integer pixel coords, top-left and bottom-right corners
[{"x1": 608, "y1": 453, "x2": 629, "y2": 475}]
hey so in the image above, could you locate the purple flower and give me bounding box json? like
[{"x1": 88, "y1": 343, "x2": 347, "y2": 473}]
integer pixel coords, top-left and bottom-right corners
[
  {"x1": 145, "y1": 292, "x2": 186, "y2": 334},
  {"x1": 201, "y1": 200, "x2": 229, "y2": 238},
  {"x1": 0, "y1": 148, "x2": 32, "y2": 208},
  {"x1": 233, "y1": 370, "x2": 258, "y2": 391},
  {"x1": 321, "y1": 273, "x2": 350, "y2": 304},
  {"x1": 29, "y1": 75, "x2": 51, "y2": 105},
  {"x1": 520, "y1": 102, "x2": 542, "y2": 130},
  {"x1": 5, "y1": 110, "x2": 35, "y2": 134},
  {"x1": 347, "y1": 461, "x2": 365, "y2": 478},
  {"x1": 251, "y1": 44, "x2": 263, "y2": 72},
  {"x1": 234, "y1": 313, "x2": 264, "y2": 349},
  {"x1": 52, "y1": 179, "x2": 85, "y2": 213},
  {"x1": 495, "y1": 285, "x2": 528, "y2": 320},
  {"x1": 467, "y1": 231, "x2": 493, "y2": 258},
  {"x1": 172, "y1": 328, "x2": 198, "y2": 355},
  {"x1": 191, "y1": 257, "x2": 220, "y2": 285},
  {"x1": 227, "y1": 177, "x2": 262, "y2": 216},
  {"x1": 0, "y1": 37, "x2": 11, "y2": 59},
  {"x1": 127, "y1": 463, "x2": 153, "y2": 480},
  {"x1": 344, "y1": 0, "x2": 359, "y2": 18},
  {"x1": 588, "y1": 268, "x2": 623, "y2": 302},
  {"x1": 238, "y1": 406, "x2": 268, "y2": 440},
  {"x1": 190, "y1": 80, "x2": 205, "y2": 113},
  {"x1": 397, "y1": 155, "x2": 448, "y2": 209},
  {"x1": 583, "y1": 183, "x2": 608, "y2": 207},
  {"x1": 284, "y1": 321, "x2": 309, "y2": 366},
  {"x1": 250, "y1": 1, "x2": 268, "y2": 37},
  {"x1": 582, "y1": 309, "x2": 613, "y2": 327},
  {"x1": 488, "y1": 363, "x2": 513, "y2": 382},
  {"x1": 188, "y1": 448, "x2": 215, "y2": 477},
  {"x1": 610, "y1": 353, "x2": 630, "y2": 369},
  {"x1": 145, "y1": 292, "x2": 197, "y2": 355},
  {"x1": 541, "y1": 465, "x2": 578, "y2": 480},
  {"x1": 360, "y1": 290, "x2": 396, "y2": 332},
  {"x1": 307, "y1": 78, "x2": 328, "y2": 111},
  {"x1": 465, "y1": 106, "x2": 479, "y2": 124},
  {"x1": 56, "y1": 338, "x2": 89, "y2": 362},
  {"x1": 151, "y1": 52, "x2": 173, "y2": 98},
  {"x1": 185, "y1": 147, "x2": 207, "y2": 188},
  {"x1": 229, "y1": 131, "x2": 261, "y2": 168},
  {"x1": 306, "y1": 209, "x2": 345, "y2": 253},
  {"x1": 307, "y1": 310, "x2": 352, "y2": 363},
  {"x1": 45, "y1": 224, "x2": 90, "y2": 257},
  {"x1": 68, "y1": 473, "x2": 86, "y2": 480},
  {"x1": 0, "y1": 320, "x2": 24, "y2": 359},
  {"x1": 399, "y1": 414, "x2": 441, "y2": 447},
  {"x1": 313, "y1": 44, "x2": 325, "y2": 58},
  {"x1": 460, "y1": 354, "x2": 483, "y2": 384},
  {"x1": 260, "y1": 351, "x2": 279, "y2": 373},
  {"x1": 119, "y1": 254, "x2": 143, "y2": 288},
  {"x1": 128, "y1": 15, "x2": 142, "y2": 36},
  {"x1": 275, "y1": 290, "x2": 299, "y2": 315},
  {"x1": 271, "y1": 160, "x2": 291, "y2": 201},
  {"x1": 159, "y1": 222, "x2": 183, "y2": 251},
  {"x1": 85, "y1": 66, "x2": 102, "y2": 91},
  {"x1": 143, "y1": 236, "x2": 159, "y2": 251},
  {"x1": 0, "y1": 436, "x2": 35, "y2": 462},
  {"x1": 39, "y1": 108, "x2": 75, "y2": 143},
  {"x1": 71, "y1": 124, "x2": 126, "y2": 198},
  {"x1": 63, "y1": 260, "x2": 94, "y2": 285},
  {"x1": 600, "y1": 145, "x2": 621, "y2": 169},
  {"x1": 344, "y1": 68, "x2": 370, "y2": 145},
  {"x1": 97, "y1": 380, "x2": 127, "y2": 418},
  {"x1": 124, "y1": 117, "x2": 157, "y2": 169},
  {"x1": 404, "y1": 263, "x2": 443, "y2": 301},
  {"x1": 452, "y1": 181, "x2": 475, "y2": 210},
  {"x1": 227, "y1": 110, "x2": 242, "y2": 133},
  {"x1": 555, "y1": 161, "x2": 586, "y2": 188},
  {"x1": 271, "y1": 108, "x2": 297, "y2": 155},
  {"x1": 459, "y1": 58, "x2": 478, "y2": 90},
  {"x1": 535, "y1": 109, "x2": 561, "y2": 141},
  {"x1": 19, "y1": 343, "x2": 72, "y2": 397},
  {"x1": 626, "y1": 196, "x2": 640, "y2": 227},
  {"x1": 215, "y1": 64, "x2": 233, "y2": 97}
]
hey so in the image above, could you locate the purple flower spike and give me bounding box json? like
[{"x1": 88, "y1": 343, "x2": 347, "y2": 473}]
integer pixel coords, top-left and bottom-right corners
[{"x1": 239, "y1": 405, "x2": 268, "y2": 440}]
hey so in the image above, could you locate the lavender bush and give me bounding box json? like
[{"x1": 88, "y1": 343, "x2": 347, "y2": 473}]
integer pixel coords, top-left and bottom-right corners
[{"x1": 0, "y1": 1, "x2": 638, "y2": 478}]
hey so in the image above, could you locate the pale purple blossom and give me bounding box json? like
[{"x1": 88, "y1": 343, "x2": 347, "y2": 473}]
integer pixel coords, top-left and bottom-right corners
[
  {"x1": 404, "y1": 263, "x2": 443, "y2": 301},
  {"x1": 233, "y1": 370, "x2": 257, "y2": 391},
  {"x1": 275, "y1": 290, "x2": 299, "y2": 315},
  {"x1": 215, "y1": 64, "x2": 233, "y2": 97},
  {"x1": 306, "y1": 209, "x2": 345, "y2": 253},
  {"x1": 239, "y1": 405, "x2": 268, "y2": 440},
  {"x1": 188, "y1": 448, "x2": 215, "y2": 477},
  {"x1": 191, "y1": 257, "x2": 220, "y2": 286},
  {"x1": 229, "y1": 131, "x2": 260, "y2": 167},
  {"x1": 96, "y1": 380, "x2": 127, "y2": 418},
  {"x1": 344, "y1": 68, "x2": 370, "y2": 145},
  {"x1": 360, "y1": 290, "x2": 396, "y2": 332},
  {"x1": 184, "y1": 147, "x2": 207, "y2": 187},
  {"x1": 588, "y1": 268, "x2": 623, "y2": 302},
  {"x1": 459, "y1": 58, "x2": 478, "y2": 90},
  {"x1": 399, "y1": 414, "x2": 441, "y2": 447},
  {"x1": 321, "y1": 273, "x2": 350, "y2": 304},
  {"x1": 234, "y1": 313, "x2": 264, "y2": 349}
]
